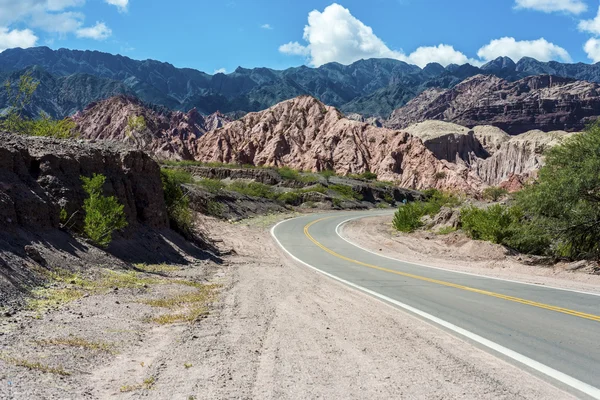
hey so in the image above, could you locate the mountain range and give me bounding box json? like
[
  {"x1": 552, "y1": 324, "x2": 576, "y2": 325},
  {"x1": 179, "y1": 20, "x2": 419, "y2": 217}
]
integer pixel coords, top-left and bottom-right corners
[{"x1": 4, "y1": 47, "x2": 600, "y2": 119}]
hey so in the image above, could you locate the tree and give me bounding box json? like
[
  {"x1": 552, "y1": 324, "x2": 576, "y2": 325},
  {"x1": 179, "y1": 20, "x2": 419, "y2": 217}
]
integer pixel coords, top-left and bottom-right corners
[
  {"x1": 81, "y1": 174, "x2": 128, "y2": 247},
  {"x1": 517, "y1": 123, "x2": 600, "y2": 259},
  {"x1": 125, "y1": 115, "x2": 147, "y2": 147}
]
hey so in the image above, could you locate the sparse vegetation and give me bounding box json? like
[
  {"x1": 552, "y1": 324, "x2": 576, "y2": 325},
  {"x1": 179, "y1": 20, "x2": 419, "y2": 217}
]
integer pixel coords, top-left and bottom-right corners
[
  {"x1": 393, "y1": 189, "x2": 461, "y2": 233},
  {"x1": 329, "y1": 184, "x2": 363, "y2": 201},
  {"x1": 206, "y1": 200, "x2": 225, "y2": 217},
  {"x1": 141, "y1": 283, "x2": 218, "y2": 325},
  {"x1": 482, "y1": 186, "x2": 509, "y2": 202},
  {"x1": 134, "y1": 263, "x2": 181, "y2": 274},
  {"x1": 81, "y1": 174, "x2": 128, "y2": 247},
  {"x1": 434, "y1": 171, "x2": 447, "y2": 181},
  {"x1": 197, "y1": 178, "x2": 226, "y2": 193},
  {"x1": 161, "y1": 169, "x2": 194, "y2": 236},
  {"x1": 0, "y1": 354, "x2": 70, "y2": 376},
  {"x1": 120, "y1": 376, "x2": 156, "y2": 392},
  {"x1": 34, "y1": 337, "x2": 116, "y2": 354},
  {"x1": 436, "y1": 226, "x2": 457, "y2": 235}
]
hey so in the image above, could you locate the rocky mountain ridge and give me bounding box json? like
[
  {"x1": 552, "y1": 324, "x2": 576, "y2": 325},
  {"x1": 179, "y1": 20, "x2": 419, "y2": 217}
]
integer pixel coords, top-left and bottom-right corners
[
  {"x1": 386, "y1": 74, "x2": 600, "y2": 134},
  {"x1": 6, "y1": 47, "x2": 600, "y2": 118}
]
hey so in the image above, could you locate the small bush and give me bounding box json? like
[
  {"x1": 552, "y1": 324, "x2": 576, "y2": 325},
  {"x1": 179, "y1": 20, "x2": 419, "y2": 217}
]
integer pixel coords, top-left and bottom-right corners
[
  {"x1": 81, "y1": 174, "x2": 128, "y2": 247},
  {"x1": 161, "y1": 169, "x2": 194, "y2": 235},
  {"x1": 228, "y1": 181, "x2": 276, "y2": 199},
  {"x1": 482, "y1": 186, "x2": 509, "y2": 202},
  {"x1": 206, "y1": 200, "x2": 224, "y2": 217},
  {"x1": 383, "y1": 193, "x2": 394, "y2": 204},
  {"x1": 329, "y1": 184, "x2": 363, "y2": 201},
  {"x1": 357, "y1": 171, "x2": 378, "y2": 181},
  {"x1": 319, "y1": 170, "x2": 336, "y2": 179},
  {"x1": 277, "y1": 166, "x2": 300, "y2": 181},
  {"x1": 393, "y1": 203, "x2": 425, "y2": 233},
  {"x1": 460, "y1": 205, "x2": 518, "y2": 244},
  {"x1": 436, "y1": 226, "x2": 457, "y2": 235},
  {"x1": 198, "y1": 178, "x2": 225, "y2": 194},
  {"x1": 277, "y1": 191, "x2": 301, "y2": 205},
  {"x1": 434, "y1": 171, "x2": 447, "y2": 181}
]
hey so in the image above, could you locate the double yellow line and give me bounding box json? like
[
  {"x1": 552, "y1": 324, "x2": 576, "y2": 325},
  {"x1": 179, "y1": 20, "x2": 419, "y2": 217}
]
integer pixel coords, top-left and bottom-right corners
[{"x1": 304, "y1": 217, "x2": 600, "y2": 323}]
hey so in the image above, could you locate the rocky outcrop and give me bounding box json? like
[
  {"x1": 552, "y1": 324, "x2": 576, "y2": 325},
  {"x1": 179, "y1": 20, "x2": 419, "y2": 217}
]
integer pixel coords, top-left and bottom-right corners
[
  {"x1": 386, "y1": 75, "x2": 600, "y2": 134},
  {"x1": 402, "y1": 121, "x2": 488, "y2": 164},
  {"x1": 473, "y1": 130, "x2": 574, "y2": 186},
  {"x1": 73, "y1": 96, "x2": 231, "y2": 160},
  {"x1": 193, "y1": 96, "x2": 486, "y2": 193},
  {"x1": 0, "y1": 132, "x2": 168, "y2": 233}
]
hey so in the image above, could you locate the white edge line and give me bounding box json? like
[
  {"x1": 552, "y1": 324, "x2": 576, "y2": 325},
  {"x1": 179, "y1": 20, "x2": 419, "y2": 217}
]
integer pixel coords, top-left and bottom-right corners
[
  {"x1": 335, "y1": 215, "x2": 600, "y2": 298},
  {"x1": 270, "y1": 217, "x2": 600, "y2": 400}
]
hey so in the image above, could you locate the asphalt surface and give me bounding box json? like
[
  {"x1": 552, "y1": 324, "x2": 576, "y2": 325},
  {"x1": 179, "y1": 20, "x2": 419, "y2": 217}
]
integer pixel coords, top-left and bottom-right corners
[{"x1": 272, "y1": 210, "x2": 600, "y2": 399}]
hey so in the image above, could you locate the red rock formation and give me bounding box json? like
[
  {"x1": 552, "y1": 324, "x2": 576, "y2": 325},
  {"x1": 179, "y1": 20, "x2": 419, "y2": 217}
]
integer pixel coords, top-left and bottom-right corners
[
  {"x1": 386, "y1": 75, "x2": 600, "y2": 134},
  {"x1": 194, "y1": 96, "x2": 485, "y2": 193},
  {"x1": 73, "y1": 96, "x2": 230, "y2": 160}
]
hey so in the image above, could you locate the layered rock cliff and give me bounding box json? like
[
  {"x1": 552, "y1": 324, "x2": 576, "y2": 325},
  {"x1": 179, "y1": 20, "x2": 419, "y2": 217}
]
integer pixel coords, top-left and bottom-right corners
[
  {"x1": 193, "y1": 96, "x2": 485, "y2": 192},
  {"x1": 73, "y1": 96, "x2": 231, "y2": 160},
  {"x1": 386, "y1": 75, "x2": 600, "y2": 134}
]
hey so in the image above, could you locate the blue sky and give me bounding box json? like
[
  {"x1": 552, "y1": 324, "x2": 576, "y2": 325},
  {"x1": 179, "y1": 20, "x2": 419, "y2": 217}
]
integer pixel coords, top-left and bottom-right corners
[{"x1": 2, "y1": 0, "x2": 600, "y2": 73}]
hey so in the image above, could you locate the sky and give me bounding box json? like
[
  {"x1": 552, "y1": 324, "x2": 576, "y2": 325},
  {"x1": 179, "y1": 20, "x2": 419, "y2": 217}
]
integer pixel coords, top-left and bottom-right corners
[{"x1": 2, "y1": 0, "x2": 600, "y2": 74}]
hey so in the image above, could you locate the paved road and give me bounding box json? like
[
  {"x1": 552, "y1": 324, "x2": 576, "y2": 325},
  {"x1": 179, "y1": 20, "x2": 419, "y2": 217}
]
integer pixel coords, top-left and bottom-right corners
[{"x1": 271, "y1": 210, "x2": 600, "y2": 399}]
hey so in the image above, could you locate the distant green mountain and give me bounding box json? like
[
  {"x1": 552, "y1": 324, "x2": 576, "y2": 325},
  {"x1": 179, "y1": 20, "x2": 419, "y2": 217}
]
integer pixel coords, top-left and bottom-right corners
[{"x1": 3, "y1": 47, "x2": 600, "y2": 118}]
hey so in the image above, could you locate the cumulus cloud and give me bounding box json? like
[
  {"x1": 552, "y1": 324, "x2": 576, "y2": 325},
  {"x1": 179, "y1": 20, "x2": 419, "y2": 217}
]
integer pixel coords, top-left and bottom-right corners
[
  {"x1": 279, "y1": 3, "x2": 476, "y2": 67},
  {"x1": 76, "y1": 22, "x2": 112, "y2": 40},
  {"x1": 514, "y1": 0, "x2": 587, "y2": 14},
  {"x1": 578, "y1": 7, "x2": 600, "y2": 35},
  {"x1": 104, "y1": 0, "x2": 128, "y2": 12},
  {"x1": 261, "y1": 24, "x2": 273, "y2": 30},
  {"x1": 583, "y1": 38, "x2": 600, "y2": 62},
  {"x1": 477, "y1": 37, "x2": 571, "y2": 62},
  {"x1": 0, "y1": 27, "x2": 38, "y2": 52}
]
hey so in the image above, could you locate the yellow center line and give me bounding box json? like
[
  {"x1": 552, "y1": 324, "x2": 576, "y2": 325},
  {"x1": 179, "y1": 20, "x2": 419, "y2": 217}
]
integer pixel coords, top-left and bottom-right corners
[{"x1": 304, "y1": 217, "x2": 600, "y2": 323}]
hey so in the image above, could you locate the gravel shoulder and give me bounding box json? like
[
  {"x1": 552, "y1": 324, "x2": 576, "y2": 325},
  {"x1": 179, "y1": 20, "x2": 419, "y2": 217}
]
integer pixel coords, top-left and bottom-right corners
[
  {"x1": 341, "y1": 215, "x2": 600, "y2": 295},
  {"x1": 0, "y1": 213, "x2": 575, "y2": 399}
]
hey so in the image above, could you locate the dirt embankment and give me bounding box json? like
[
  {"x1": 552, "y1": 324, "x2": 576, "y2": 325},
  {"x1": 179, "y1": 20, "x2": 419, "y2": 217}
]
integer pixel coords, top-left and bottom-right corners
[
  {"x1": 1, "y1": 214, "x2": 575, "y2": 399},
  {"x1": 341, "y1": 215, "x2": 600, "y2": 294}
]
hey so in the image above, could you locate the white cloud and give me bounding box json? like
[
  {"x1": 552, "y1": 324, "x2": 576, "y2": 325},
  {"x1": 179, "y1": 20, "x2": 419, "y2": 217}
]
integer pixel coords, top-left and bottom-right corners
[
  {"x1": 279, "y1": 41, "x2": 310, "y2": 56},
  {"x1": 30, "y1": 11, "x2": 85, "y2": 34},
  {"x1": 280, "y1": 3, "x2": 478, "y2": 68},
  {"x1": 477, "y1": 37, "x2": 571, "y2": 62},
  {"x1": 261, "y1": 24, "x2": 273, "y2": 30},
  {"x1": 76, "y1": 22, "x2": 112, "y2": 40},
  {"x1": 406, "y1": 44, "x2": 481, "y2": 67},
  {"x1": 584, "y1": 38, "x2": 600, "y2": 62},
  {"x1": 213, "y1": 68, "x2": 227, "y2": 74},
  {"x1": 104, "y1": 0, "x2": 128, "y2": 12},
  {"x1": 514, "y1": 0, "x2": 587, "y2": 14},
  {"x1": 0, "y1": 27, "x2": 38, "y2": 52},
  {"x1": 579, "y1": 7, "x2": 600, "y2": 35}
]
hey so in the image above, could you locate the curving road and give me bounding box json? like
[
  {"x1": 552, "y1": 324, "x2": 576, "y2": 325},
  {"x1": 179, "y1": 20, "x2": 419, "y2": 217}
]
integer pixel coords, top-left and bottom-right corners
[{"x1": 271, "y1": 210, "x2": 600, "y2": 399}]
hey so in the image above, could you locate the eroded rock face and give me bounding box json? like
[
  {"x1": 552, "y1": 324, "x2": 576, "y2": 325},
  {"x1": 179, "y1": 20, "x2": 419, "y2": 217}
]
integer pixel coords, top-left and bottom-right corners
[
  {"x1": 386, "y1": 75, "x2": 600, "y2": 134},
  {"x1": 193, "y1": 96, "x2": 486, "y2": 193},
  {"x1": 73, "y1": 96, "x2": 231, "y2": 160},
  {"x1": 0, "y1": 132, "x2": 168, "y2": 233}
]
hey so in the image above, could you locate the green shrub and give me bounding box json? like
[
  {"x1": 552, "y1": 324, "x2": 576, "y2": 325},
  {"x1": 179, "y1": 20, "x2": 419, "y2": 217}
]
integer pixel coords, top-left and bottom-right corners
[
  {"x1": 228, "y1": 181, "x2": 276, "y2": 199},
  {"x1": 277, "y1": 166, "x2": 300, "y2": 181},
  {"x1": 298, "y1": 184, "x2": 327, "y2": 194},
  {"x1": 434, "y1": 171, "x2": 447, "y2": 181},
  {"x1": 376, "y1": 202, "x2": 389, "y2": 209},
  {"x1": 329, "y1": 184, "x2": 363, "y2": 201},
  {"x1": 353, "y1": 171, "x2": 378, "y2": 181},
  {"x1": 161, "y1": 169, "x2": 194, "y2": 235},
  {"x1": 383, "y1": 193, "x2": 394, "y2": 204},
  {"x1": 319, "y1": 170, "x2": 336, "y2": 179},
  {"x1": 277, "y1": 191, "x2": 301, "y2": 205},
  {"x1": 198, "y1": 178, "x2": 225, "y2": 194},
  {"x1": 81, "y1": 174, "x2": 128, "y2": 247},
  {"x1": 392, "y1": 203, "x2": 426, "y2": 233},
  {"x1": 206, "y1": 200, "x2": 224, "y2": 217},
  {"x1": 460, "y1": 205, "x2": 518, "y2": 244},
  {"x1": 482, "y1": 186, "x2": 509, "y2": 202},
  {"x1": 332, "y1": 198, "x2": 343, "y2": 208},
  {"x1": 436, "y1": 226, "x2": 457, "y2": 235}
]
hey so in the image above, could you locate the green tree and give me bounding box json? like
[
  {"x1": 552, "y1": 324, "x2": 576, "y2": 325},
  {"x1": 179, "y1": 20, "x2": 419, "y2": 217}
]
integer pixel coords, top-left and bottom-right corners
[
  {"x1": 482, "y1": 186, "x2": 509, "y2": 202},
  {"x1": 125, "y1": 115, "x2": 147, "y2": 146},
  {"x1": 516, "y1": 123, "x2": 600, "y2": 259},
  {"x1": 81, "y1": 174, "x2": 128, "y2": 247}
]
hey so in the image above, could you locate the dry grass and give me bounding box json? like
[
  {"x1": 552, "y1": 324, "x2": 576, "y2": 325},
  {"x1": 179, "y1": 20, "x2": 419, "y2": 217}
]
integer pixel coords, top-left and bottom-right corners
[
  {"x1": 0, "y1": 354, "x2": 70, "y2": 376},
  {"x1": 34, "y1": 337, "x2": 117, "y2": 354},
  {"x1": 27, "y1": 288, "x2": 84, "y2": 311},
  {"x1": 140, "y1": 284, "x2": 218, "y2": 325},
  {"x1": 120, "y1": 376, "x2": 155, "y2": 392}
]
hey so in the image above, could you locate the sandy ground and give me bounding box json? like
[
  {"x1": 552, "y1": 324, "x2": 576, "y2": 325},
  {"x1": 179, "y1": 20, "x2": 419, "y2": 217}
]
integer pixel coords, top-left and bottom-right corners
[
  {"x1": 0, "y1": 214, "x2": 575, "y2": 399},
  {"x1": 342, "y1": 215, "x2": 600, "y2": 295}
]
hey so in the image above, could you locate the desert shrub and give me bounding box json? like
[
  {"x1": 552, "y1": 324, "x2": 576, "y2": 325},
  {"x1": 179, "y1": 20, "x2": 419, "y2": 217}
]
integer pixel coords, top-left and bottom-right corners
[
  {"x1": 319, "y1": 170, "x2": 336, "y2": 179},
  {"x1": 277, "y1": 166, "x2": 300, "y2": 181},
  {"x1": 422, "y1": 189, "x2": 461, "y2": 215},
  {"x1": 383, "y1": 193, "x2": 394, "y2": 204},
  {"x1": 277, "y1": 191, "x2": 301, "y2": 205},
  {"x1": 228, "y1": 181, "x2": 276, "y2": 199},
  {"x1": 332, "y1": 198, "x2": 343, "y2": 208},
  {"x1": 460, "y1": 205, "x2": 518, "y2": 244},
  {"x1": 198, "y1": 178, "x2": 225, "y2": 194},
  {"x1": 329, "y1": 184, "x2": 363, "y2": 200},
  {"x1": 436, "y1": 226, "x2": 457, "y2": 235},
  {"x1": 376, "y1": 202, "x2": 389, "y2": 209},
  {"x1": 206, "y1": 200, "x2": 224, "y2": 217},
  {"x1": 434, "y1": 171, "x2": 447, "y2": 181},
  {"x1": 482, "y1": 186, "x2": 509, "y2": 202},
  {"x1": 81, "y1": 174, "x2": 128, "y2": 247},
  {"x1": 357, "y1": 171, "x2": 378, "y2": 181},
  {"x1": 161, "y1": 169, "x2": 193, "y2": 235},
  {"x1": 392, "y1": 202, "x2": 426, "y2": 233},
  {"x1": 502, "y1": 218, "x2": 552, "y2": 255},
  {"x1": 298, "y1": 184, "x2": 327, "y2": 194}
]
